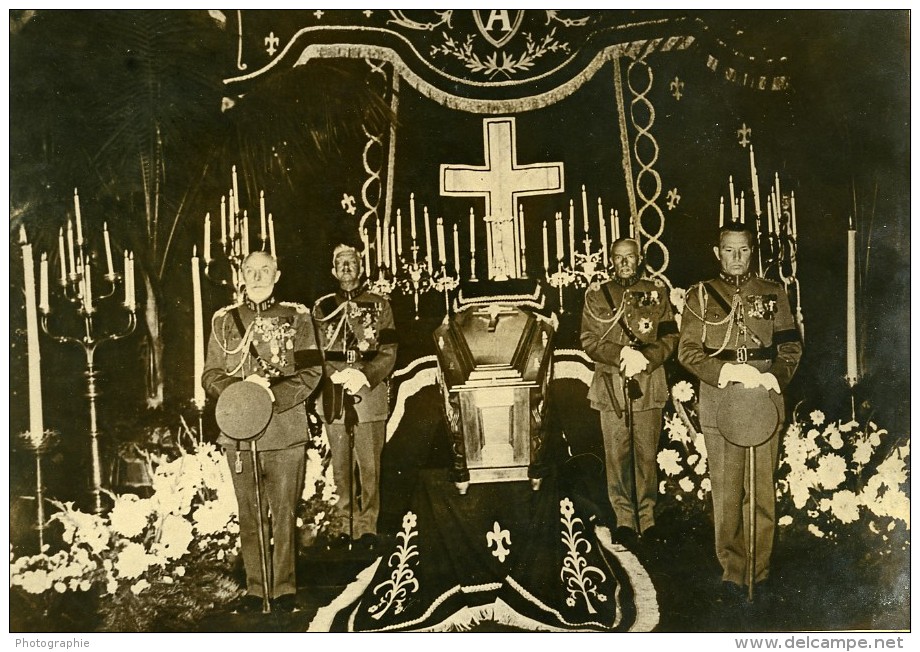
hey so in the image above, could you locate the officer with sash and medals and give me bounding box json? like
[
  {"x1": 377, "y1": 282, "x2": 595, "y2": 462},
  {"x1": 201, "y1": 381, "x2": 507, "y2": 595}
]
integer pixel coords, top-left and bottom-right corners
[
  {"x1": 313, "y1": 244, "x2": 398, "y2": 551},
  {"x1": 678, "y1": 222, "x2": 802, "y2": 602},
  {"x1": 580, "y1": 238, "x2": 679, "y2": 545},
  {"x1": 202, "y1": 251, "x2": 323, "y2": 614}
]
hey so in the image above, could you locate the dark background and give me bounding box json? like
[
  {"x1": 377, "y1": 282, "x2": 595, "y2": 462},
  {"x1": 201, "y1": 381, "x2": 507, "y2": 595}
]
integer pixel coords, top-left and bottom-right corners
[{"x1": 9, "y1": 10, "x2": 909, "y2": 504}]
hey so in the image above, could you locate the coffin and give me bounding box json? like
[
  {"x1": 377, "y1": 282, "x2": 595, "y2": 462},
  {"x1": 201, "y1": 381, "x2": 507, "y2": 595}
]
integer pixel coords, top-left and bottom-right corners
[{"x1": 433, "y1": 284, "x2": 555, "y2": 493}]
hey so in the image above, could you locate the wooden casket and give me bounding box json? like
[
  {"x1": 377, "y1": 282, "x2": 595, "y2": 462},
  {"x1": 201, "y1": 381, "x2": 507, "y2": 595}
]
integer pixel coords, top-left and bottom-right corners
[{"x1": 433, "y1": 295, "x2": 555, "y2": 493}]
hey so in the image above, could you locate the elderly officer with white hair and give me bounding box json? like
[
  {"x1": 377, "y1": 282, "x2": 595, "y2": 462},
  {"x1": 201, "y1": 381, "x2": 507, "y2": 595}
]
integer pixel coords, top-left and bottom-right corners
[{"x1": 313, "y1": 244, "x2": 398, "y2": 550}]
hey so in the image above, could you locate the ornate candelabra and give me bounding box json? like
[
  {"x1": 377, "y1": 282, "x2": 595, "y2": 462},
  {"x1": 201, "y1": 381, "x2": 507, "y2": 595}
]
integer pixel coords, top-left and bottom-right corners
[
  {"x1": 395, "y1": 244, "x2": 432, "y2": 319},
  {"x1": 431, "y1": 265, "x2": 460, "y2": 314},
  {"x1": 40, "y1": 205, "x2": 137, "y2": 514}
]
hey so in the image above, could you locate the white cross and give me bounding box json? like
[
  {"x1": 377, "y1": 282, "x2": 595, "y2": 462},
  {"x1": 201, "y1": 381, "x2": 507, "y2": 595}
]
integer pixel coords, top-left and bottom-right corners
[{"x1": 441, "y1": 117, "x2": 564, "y2": 280}]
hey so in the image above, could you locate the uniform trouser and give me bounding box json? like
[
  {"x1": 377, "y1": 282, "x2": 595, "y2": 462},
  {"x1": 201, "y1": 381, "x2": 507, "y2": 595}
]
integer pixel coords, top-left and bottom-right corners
[
  {"x1": 326, "y1": 420, "x2": 386, "y2": 538},
  {"x1": 227, "y1": 445, "x2": 306, "y2": 600},
  {"x1": 703, "y1": 428, "x2": 779, "y2": 586},
  {"x1": 599, "y1": 408, "x2": 661, "y2": 533}
]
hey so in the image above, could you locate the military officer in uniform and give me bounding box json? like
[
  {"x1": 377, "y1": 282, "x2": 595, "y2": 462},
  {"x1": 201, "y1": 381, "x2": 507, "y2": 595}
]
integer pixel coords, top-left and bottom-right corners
[
  {"x1": 202, "y1": 251, "x2": 323, "y2": 613},
  {"x1": 678, "y1": 223, "x2": 802, "y2": 599},
  {"x1": 313, "y1": 244, "x2": 398, "y2": 549},
  {"x1": 580, "y1": 238, "x2": 679, "y2": 543}
]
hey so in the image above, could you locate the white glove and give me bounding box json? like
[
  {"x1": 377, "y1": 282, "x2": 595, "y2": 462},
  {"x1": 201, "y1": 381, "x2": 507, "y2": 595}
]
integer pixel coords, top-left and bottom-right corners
[
  {"x1": 244, "y1": 374, "x2": 275, "y2": 401},
  {"x1": 717, "y1": 363, "x2": 761, "y2": 389},
  {"x1": 619, "y1": 346, "x2": 649, "y2": 378},
  {"x1": 759, "y1": 372, "x2": 781, "y2": 394},
  {"x1": 342, "y1": 369, "x2": 370, "y2": 395},
  {"x1": 329, "y1": 369, "x2": 349, "y2": 385}
]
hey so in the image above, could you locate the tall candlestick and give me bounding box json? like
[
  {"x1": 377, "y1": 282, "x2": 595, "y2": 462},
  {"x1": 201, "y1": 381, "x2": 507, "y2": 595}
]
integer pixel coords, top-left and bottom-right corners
[
  {"x1": 66, "y1": 220, "x2": 77, "y2": 278},
  {"x1": 241, "y1": 210, "x2": 250, "y2": 256},
  {"x1": 424, "y1": 206, "x2": 433, "y2": 273},
  {"x1": 268, "y1": 214, "x2": 276, "y2": 259},
  {"x1": 228, "y1": 192, "x2": 236, "y2": 240},
  {"x1": 740, "y1": 191, "x2": 746, "y2": 224},
  {"x1": 191, "y1": 247, "x2": 206, "y2": 409},
  {"x1": 123, "y1": 250, "x2": 130, "y2": 305},
  {"x1": 83, "y1": 257, "x2": 94, "y2": 313},
  {"x1": 542, "y1": 220, "x2": 550, "y2": 272},
  {"x1": 790, "y1": 191, "x2": 798, "y2": 238},
  {"x1": 555, "y1": 212, "x2": 564, "y2": 261},
  {"x1": 73, "y1": 188, "x2": 84, "y2": 246},
  {"x1": 469, "y1": 208, "x2": 476, "y2": 255},
  {"x1": 846, "y1": 217, "x2": 858, "y2": 386},
  {"x1": 581, "y1": 185, "x2": 589, "y2": 234},
  {"x1": 382, "y1": 212, "x2": 391, "y2": 268},
  {"x1": 396, "y1": 208, "x2": 403, "y2": 256},
  {"x1": 220, "y1": 196, "x2": 227, "y2": 243},
  {"x1": 568, "y1": 208, "x2": 575, "y2": 268},
  {"x1": 39, "y1": 253, "x2": 49, "y2": 314},
  {"x1": 629, "y1": 214, "x2": 636, "y2": 240},
  {"x1": 767, "y1": 197, "x2": 775, "y2": 234},
  {"x1": 20, "y1": 228, "x2": 44, "y2": 440},
  {"x1": 390, "y1": 226, "x2": 398, "y2": 272},
  {"x1": 599, "y1": 200, "x2": 608, "y2": 268},
  {"x1": 485, "y1": 218, "x2": 494, "y2": 278},
  {"x1": 125, "y1": 252, "x2": 136, "y2": 311},
  {"x1": 518, "y1": 204, "x2": 526, "y2": 257},
  {"x1": 101, "y1": 222, "x2": 115, "y2": 276},
  {"x1": 729, "y1": 176, "x2": 737, "y2": 220},
  {"x1": 362, "y1": 228, "x2": 371, "y2": 274},
  {"x1": 410, "y1": 193, "x2": 417, "y2": 242},
  {"x1": 611, "y1": 209, "x2": 619, "y2": 242},
  {"x1": 750, "y1": 145, "x2": 762, "y2": 217},
  {"x1": 232, "y1": 165, "x2": 240, "y2": 215},
  {"x1": 58, "y1": 227, "x2": 68, "y2": 283},
  {"x1": 203, "y1": 213, "x2": 212, "y2": 263},
  {"x1": 376, "y1": 216, "x2": 383, "y2": 268},
  {"x1": 436, "y1": 217, "x2": 446, "y2": 265},
  {"x1": 259, "y1": 191, "x2": 267, "y2": 239},
  {"x1": 453, "y1": 222, "x2": 460, "y2": 272},
  {"x1": 719, "y1": 197, "x2": 725, "y2": 228}
]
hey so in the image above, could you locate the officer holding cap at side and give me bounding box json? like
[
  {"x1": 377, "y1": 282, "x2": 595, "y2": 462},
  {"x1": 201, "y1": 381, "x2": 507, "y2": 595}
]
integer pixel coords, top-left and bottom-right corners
[
  {"x1": 678, "y1": 222, "x2": 802, "y2": 601},
  {"x1": 202, "y1": 251, "x2": 323, "y2": 614},
  {"x1": 313, "y1": 244, "x2": 397, "y2": 551}
]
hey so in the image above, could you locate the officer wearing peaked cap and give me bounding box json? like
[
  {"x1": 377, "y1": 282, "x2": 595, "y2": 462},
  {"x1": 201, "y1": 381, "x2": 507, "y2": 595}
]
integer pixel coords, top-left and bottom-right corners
[
  {"x1": 202, "y1": 251, "x2": 323, "y2": 612},
  {"x1": 678, "y1": 223, "x2": 802, "y2": 596},
  {"x1": 313, "y1": 244, "x2": 398, "y2": 548}
]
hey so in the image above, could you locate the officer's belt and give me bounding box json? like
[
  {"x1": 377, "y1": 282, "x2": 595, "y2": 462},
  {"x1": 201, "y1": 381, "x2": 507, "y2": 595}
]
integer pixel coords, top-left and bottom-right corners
[
  {"x1": 325, "y1": 350, "x2": 378, "y2": 363},
  {"x1": 704, "y1": 345, "x2": 776, "y2": 362}
]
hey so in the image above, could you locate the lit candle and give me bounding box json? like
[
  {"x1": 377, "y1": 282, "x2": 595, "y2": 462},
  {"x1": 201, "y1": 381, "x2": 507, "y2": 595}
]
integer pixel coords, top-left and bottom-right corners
[
  {"x1": 612, "y1": 209, "x2": 620, "y2": 242},
  {"x1": 390, "y1": 226, "x2": 398, "y2": 272},
  {"x1": 123, "y1": 250, "x2": 130, "y2": 305},
  {"x1": 83, "y1": 256, "x2": 93, "y2": 313},
  {"x1": 542, "y1": 220, "x2": 549, "y2": 272},
  {"x1": 362, "y1": 228, "x2": 371, "y2": 273},
  {"x1": 203, "y1": 213, "x2": 212, "y2": 263},
  {"x1": 66, "y1": 220, "x2": 77, "y2": 278},
  {"x1": 740, "y1": 191, "x2": 746, "y2": 224},
  {"x1": 453, "y1": 222, "x2": 460, "y2": 272},
  {"x1": 518, "y1": 205, "x2": 526, "y2": 271},
  {"x1": 424, "y1": 206, "x2": 433, "y2": 273},
  {"x1": 629, "y1": 214, "x2": 635, "y2": 240},
  {"x1": 102, "y1": 222, "x2": 115, "y2": 276},
  {"x1": 846, "y1": 216, "x2": 857, "y2": 386},
  {"x1": 220, "y1": 196, "x2": 227, "y2": 244},
  {"x1": 750, "y1": 145, "x2": 762, "y2": 217},
  {"x1": 469, "y1": 208, "x2": 475, "y2": 255},
  {"x1": 719, "y1": 196, "x2": 725, "y2": 228},
  {"x1": 599, "y1": 200, "x2": 608, "y2": 268},
  {"x1": 125, "y1": 252, "x2": 136, "y2": 311},
  {"x1": 555, "y1": 211, "x2": 564, "y2": 261},
  {"x1": 19, "y1": 227, "x2": 44, "y2": 440},
  {"x1": 790, "y1": 191, "x2": 797, "y2": 238},
  {"x1": 268, "y1": 213, "x2": 276, "y2": 258},
  {"x1": 767, "y1": 197, "x2": 774, "y2": 234},
  {"x1": 436, "y1": 217, "x2": 446, "y2": 265},
  {"x1": 581, "y1": 185, "x2": 589, "y2": 234},
  {"x1": 396, "y1": 208, "x2": 403, "y2": 255},
  {"x1": 410, "y1": 193, "x2": 417, "y2": 242},
  {"x1": 58, "y1": 227, "x2": 67, "y2": 283},
  {"x1": 485, "y1": 218, "x2": 494, "y2": 278},
  {"x1": 382, "y1": 212, "x2": 391, "y2": 268},
  {"x1": 241, "y1": 210, "x2": 250, "y2": 255},
  {"x1": 191, "y1": 246, "x2": 206, "y2": 409},
  {"x1": 729, "y1": 175, "x2": 737, "y2": 220},
  {"x1": 259, "y1": 191, "x2": 267, "y2": 240},
  {"x1": 228, "y1": 192, "x2": 236, "y2": 240},
  {"x1": 39, "y1": 253, "x2": 49, "y2": 314},
  {"x1": 73, "y1": 188, "x2": 84, "y2": 246},
  {"x1": 232, "y1": 165, "x2": 240, "y2": 215},
  {"x1": 568, "y1": 206, "x2": 575, "y2": 268},
  {"x1": 376, "y1": 216, "x2": 383, "y2": 268}
]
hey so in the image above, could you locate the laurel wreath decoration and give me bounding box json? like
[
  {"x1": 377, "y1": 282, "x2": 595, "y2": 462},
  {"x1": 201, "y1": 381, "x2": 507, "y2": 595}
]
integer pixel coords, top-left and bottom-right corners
[{"x1": 431, "y1": 28, "x2": 571, "y2": 80}]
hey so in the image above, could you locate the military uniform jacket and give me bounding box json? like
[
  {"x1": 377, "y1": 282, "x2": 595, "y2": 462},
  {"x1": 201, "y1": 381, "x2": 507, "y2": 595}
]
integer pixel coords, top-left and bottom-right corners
[
  {"x1": 580, "y1": 277, "x2": 679, "y2": 412},
  {"x1": 202, "y1": 297, "x2": 323, "y2": 450},
  {"x1": 678, "y1": 272, "x2": 803, "y2": 431},
  {"x1": 313, "y1": 284, "x2": 398, "y2": 424}
]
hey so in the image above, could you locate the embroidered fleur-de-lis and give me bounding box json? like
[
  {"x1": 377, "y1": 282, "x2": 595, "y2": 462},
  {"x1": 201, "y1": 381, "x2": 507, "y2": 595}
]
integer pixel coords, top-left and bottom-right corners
[{"x1": 486, "y1": 521, "x2": 511, "y2": 563}]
